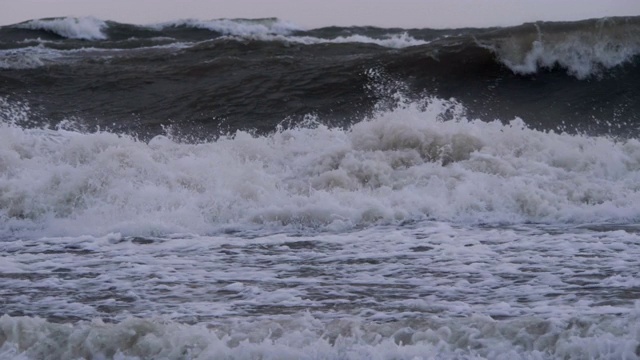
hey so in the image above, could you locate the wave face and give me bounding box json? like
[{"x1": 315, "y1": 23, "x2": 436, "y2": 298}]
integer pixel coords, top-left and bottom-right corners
[
  {"x1": 477, "y1": 17, "x2": 640, "y2": 79},
  {"x1": 1, "y1": 16, "x2": 640, "y2": 138},
  {"x1": 3, "y1": 16, "x2": 640, "y2": 360},
  {"x1": 14, "y1": 17, "x2": 108, "y2": 40}
]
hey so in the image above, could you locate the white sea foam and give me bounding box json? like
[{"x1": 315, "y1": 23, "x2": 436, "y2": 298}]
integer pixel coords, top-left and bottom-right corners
[
  {"x1": 2, "y1": 112, "x2": 639, "y2": 358},
  {"x1": 0, "y1": 46, "x2": 63, "y2": 69},
  {"x1": 16, "y1": 17, "x2": 108, "y2": 41},
  {"x1": 2, "y1": 97, "x2": 640, "y2": 238},
  {"x1": 0, "y1": 42, "x2": 192, "y2": 70},
  {"x1": 233, "y1": 32, "x2": 428, "y2": 49},
  {"x1": 1, "y1": 311, "x2": 639, "y2": 360},
  {"x1": 2, "y1": 218, "x2": 640, "y2": 358}
]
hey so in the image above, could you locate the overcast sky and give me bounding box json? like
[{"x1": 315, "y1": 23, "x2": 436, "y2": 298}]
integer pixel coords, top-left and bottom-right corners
[{"x1": 3, "y1": 0, "x2": 640, "y2": 28}]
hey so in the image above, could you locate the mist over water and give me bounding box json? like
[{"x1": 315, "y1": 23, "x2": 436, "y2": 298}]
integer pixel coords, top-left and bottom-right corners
[{"x1": 2, "y1": 15, "x2": 640, "y2": 360}]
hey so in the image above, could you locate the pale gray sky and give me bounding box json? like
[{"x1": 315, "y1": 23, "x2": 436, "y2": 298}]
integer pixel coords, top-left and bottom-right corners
[{"x1": 3, "y1": 0, "x2": 640, "y2": 28}]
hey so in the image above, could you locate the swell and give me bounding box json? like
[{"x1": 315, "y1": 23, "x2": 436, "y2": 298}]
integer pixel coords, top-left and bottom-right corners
[{"x1": 1, "y1": 16, "x2": 639, "y2": 138}]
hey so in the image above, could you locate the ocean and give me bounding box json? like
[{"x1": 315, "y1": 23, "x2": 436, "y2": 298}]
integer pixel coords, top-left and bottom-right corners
[{"x1": 1, "y1": 15, "x2": 640, "y2": 359}]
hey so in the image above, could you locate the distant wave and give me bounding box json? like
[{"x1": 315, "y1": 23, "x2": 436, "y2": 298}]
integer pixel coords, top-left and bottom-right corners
[
  {"x1": 478, "y1": 17, "x2": 640, "y2": 79},
  {"x1": 0, "y1": 47, "x2": 54, "y2": 69},
  {"x1": 4, "y1": 16, "x2": 428, "y2": 49},
  {"x1": 4, "y1": 16, "x2": 640, "y2": 77},
  {"x1": 15, "y1": 17, "x2": 108, "y2": 40},
  {"x1": 151, "y1": 17, "x2": 303, "y2": 36}
]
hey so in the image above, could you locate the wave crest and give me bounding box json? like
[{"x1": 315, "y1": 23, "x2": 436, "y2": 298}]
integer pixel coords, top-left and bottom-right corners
[
  {"x1": 152, "y1": 17, "x2": 302, "y2": 36},
  {"x1": 16, "y1": 17, "x2": 108, "y2": 40},
  {"x1": 481, "y1": 17, "x2": 640, "y2": 79}
]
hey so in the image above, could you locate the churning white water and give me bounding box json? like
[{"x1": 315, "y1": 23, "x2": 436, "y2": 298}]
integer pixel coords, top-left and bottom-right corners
[
  {"x1": 2, "y1": 96, "x2": 640, "y2": 238},
  {"x1": 1, "y1": 96, "x2": 640, "y2": 359}
]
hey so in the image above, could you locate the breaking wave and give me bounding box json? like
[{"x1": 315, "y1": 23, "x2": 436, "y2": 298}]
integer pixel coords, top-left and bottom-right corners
[
  {"x1": 1, "y1": 312, "x2": 639, "y2": 360},
  {"x1": 2, "y1": 95, "x2": 640, "y2": 238},
  {"x1": 15, "y1": 17, "x2": 108, "y2": 40}
]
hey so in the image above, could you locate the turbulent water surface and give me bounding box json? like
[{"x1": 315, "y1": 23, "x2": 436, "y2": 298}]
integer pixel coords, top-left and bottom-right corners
[{"x1": 1, "y1": 16, "x2": 640, "y2": 359}]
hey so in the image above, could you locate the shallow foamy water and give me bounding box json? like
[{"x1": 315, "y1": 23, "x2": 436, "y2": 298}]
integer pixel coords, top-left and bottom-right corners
[{"x1": 2, "y1": 223, "x2": 640, "y2": 359}]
